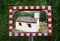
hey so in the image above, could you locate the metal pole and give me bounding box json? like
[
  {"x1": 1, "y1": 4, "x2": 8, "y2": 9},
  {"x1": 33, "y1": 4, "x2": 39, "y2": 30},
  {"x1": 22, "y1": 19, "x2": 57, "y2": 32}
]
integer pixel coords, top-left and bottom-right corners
[{"x1": 29, "y1": 36, "x2": 33, "y2": 41}]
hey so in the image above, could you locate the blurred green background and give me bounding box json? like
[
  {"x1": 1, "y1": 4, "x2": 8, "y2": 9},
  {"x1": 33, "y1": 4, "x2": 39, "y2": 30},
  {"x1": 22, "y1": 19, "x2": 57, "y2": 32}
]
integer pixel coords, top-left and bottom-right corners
[{"x1": 0, "y1": 0, "x2": 60, "y2": 41}]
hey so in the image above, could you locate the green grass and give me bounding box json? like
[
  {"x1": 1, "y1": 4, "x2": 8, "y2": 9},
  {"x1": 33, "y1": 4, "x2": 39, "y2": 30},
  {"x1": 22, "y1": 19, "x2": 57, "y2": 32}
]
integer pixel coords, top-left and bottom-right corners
[{"x1": 0, "y1": 0, "x2": 60, "y2": 41}]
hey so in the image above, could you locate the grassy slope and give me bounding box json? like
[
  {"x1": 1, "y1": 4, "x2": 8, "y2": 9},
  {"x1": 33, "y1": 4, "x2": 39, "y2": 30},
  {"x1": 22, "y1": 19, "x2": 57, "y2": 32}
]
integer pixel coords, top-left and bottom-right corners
[{"x1": 0, "y1": 0, "x2": 60, "y2": 41}]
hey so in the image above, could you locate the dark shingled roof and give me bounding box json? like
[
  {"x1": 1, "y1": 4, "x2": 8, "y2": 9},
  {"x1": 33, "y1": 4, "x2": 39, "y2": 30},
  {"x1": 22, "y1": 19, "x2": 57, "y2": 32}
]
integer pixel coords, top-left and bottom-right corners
[{"x1": 16, "y1": 16, "x2": 37, "y2": 23}]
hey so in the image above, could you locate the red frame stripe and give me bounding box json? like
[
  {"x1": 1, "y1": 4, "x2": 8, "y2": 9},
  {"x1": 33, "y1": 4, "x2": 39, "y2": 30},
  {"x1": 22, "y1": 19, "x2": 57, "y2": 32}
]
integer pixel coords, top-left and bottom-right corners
[
  {"x1": 39, "y1": 6, "x2": 42, "y2": 10},
  {"x1": 28, "y1": 6, "x2": 30, "y2": 10},
  {"x1": 16, "y1": 6, "x2": 19, "y2": 10},
  {"x1": 48, "y1": 16, "x2": 52, "y2": 18},
  {"x1": 9, "y1": 18, "x2": 13, "y2": 20},
  {"x1": 48, "y1": 21, "x2": 52, "y2": 24},
  {"x1": 45, "y1": 6, "x2": 48, "y2": 10},
  {"x1": 48, "y1": 10, "x2": 51, "y2": 13},
  {"x1": 9, "y1": 12, "x2": 13, "y2": 15},
  {"x1": 10, "y1": 6, "x2": 13, "y2": 9},
  {"x1": 22, "y1": 6, "x2": 25, "y2": 10},
  {"x1": 9, "y1": 23, "x2": 13, "y2": 26},
  {"x1": 12, "y1": 34, "x2": 15, "y2": 36},
  {"x1": 9, "y1": 29, "x2": 12, "y2": 32},
  {"x1": 48, "y1": 27, "x2": 52, "y2": 30},
  {"x1": 30, "y1": 33, "x2": 32, "y2": 36},
  {"x1": 18, "y1": 33, "x2": 21, "y2": 36},
  {"x1": 36, "y1": 32, "x2": 38, "y2": 36},
  {"x1": 34, "y1": 6, "x2": 36, "y2": 10},
  {"x1": 48, "y1": 33, "x2": 52, "y2": 36},
  {"x1": 24, "y1": 33, "x2": 27, "y2": 36},
  {"x1": 42, "y1": 33, "x2": 44, "y2": 36}
]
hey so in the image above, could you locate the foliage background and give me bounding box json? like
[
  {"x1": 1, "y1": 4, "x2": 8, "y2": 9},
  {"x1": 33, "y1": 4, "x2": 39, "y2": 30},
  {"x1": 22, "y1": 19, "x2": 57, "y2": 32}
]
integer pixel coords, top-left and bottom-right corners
[{"x1": 0, "y1": 0, "x2": 60, "y2": 41}]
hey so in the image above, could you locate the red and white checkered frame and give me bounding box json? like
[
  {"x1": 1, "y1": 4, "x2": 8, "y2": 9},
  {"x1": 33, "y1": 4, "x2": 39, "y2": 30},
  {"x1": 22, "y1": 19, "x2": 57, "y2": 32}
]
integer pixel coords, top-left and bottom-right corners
[{"x1": 9, "y1": 6, "x2": 52, "y2": 36}]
